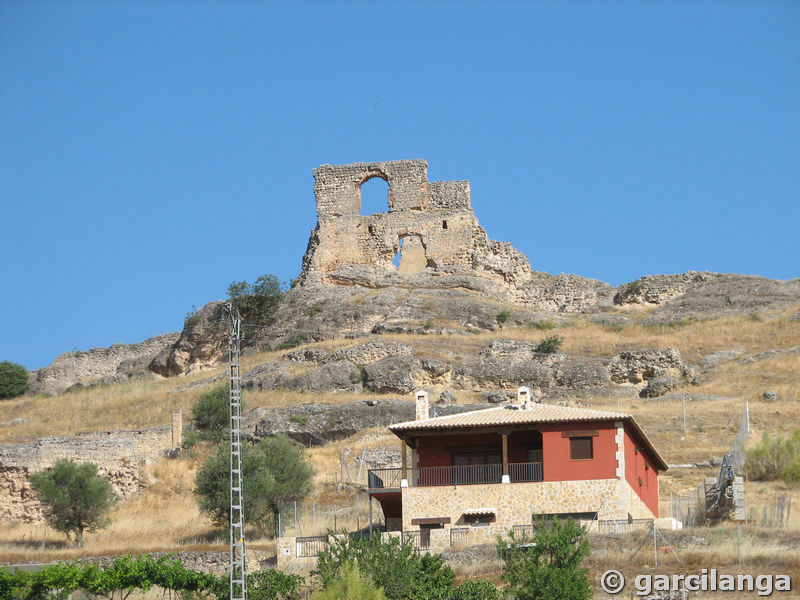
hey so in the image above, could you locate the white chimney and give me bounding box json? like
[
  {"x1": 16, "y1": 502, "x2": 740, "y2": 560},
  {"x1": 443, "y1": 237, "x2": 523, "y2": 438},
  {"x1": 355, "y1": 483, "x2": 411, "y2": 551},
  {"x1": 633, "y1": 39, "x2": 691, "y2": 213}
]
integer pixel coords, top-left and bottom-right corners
[
  {"x1": 517, "y1": 386, "x2": 531, "y2": 410},
  {"x1": 415, "y1": 390, "x2": 429, "y2": 420}
]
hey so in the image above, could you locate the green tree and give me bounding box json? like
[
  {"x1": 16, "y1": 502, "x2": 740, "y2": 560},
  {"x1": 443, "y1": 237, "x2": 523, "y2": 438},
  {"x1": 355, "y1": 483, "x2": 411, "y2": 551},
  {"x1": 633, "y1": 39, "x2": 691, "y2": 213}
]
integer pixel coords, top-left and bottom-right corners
[
  {"x1": 314, "y1": 534, "x2": 455, "y2": 600},
  {"x1": 498, "y1": 517, "x2": 591, "y2": 600},
  {"x1": 192, "y1": 384, "x2": 234, "y2": 441},
  {"x1": 195, "y1": 434, "x2": 315, "y2": 536},
  {"x1": 0, "y1": 361, "x2": 29, "y2": 399},
  {"x1": 312, "y1": 562, "x2": 385, "y2": 600},
  {"x1": 227, "y1": 273, "x2": 284, "y2": 327},
  {"x1": 29, "y1": 460, "x2": 118, "y2": 547}
]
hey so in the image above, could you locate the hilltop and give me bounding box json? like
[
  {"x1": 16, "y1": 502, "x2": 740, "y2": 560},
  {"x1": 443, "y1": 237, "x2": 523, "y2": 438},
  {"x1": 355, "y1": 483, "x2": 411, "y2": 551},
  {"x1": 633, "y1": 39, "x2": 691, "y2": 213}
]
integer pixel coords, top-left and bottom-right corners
[{"x1": 2, "y1": 160, "x2": 798, "y2": 592}]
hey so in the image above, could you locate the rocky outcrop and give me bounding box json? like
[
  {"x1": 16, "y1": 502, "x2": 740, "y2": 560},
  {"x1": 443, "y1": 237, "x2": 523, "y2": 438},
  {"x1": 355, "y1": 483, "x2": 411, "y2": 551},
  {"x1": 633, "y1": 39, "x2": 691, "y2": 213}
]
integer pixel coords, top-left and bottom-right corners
[
  {"x1": 606, "y1": 348, "x2": 687, "y2": 384},
  {"x1": 283, "y1": 340, "x2": 413, "y2": 365},
  {"x1": 249, "y1": 400, "x2": 493, "y2": 446},
  {"x1": 28, "y1": 333, "x2": 180, "y2": 395},
  {"x1": 639, "y1": 376, "x2": 680, "y2": 398},
  {"x1": 149, "y1": 302, "x2": 228, "y2": 377}
]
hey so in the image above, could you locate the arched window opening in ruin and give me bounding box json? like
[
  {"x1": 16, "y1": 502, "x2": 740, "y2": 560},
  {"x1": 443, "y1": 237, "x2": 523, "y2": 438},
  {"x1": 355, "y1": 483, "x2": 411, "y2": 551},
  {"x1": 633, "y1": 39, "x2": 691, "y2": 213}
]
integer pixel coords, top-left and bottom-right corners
[
  {"x1": 442, "y1": 220, "x2": 448, "y2": 229},
  {"x1": 359, "y1": 176, "x2": 390, "y2": 216}
]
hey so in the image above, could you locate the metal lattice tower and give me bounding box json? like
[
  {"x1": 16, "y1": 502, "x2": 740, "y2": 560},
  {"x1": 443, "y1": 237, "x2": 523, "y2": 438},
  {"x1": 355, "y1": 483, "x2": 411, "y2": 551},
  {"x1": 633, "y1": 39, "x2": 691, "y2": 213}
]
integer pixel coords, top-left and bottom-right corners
[{"x1": 225, "y1": 303, "x2": 247, "y2": 600}]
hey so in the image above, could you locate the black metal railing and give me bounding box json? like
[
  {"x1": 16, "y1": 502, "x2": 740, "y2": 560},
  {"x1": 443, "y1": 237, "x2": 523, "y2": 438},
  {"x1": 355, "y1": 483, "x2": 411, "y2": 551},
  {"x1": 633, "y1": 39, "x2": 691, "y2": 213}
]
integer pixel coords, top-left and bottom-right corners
[
  {"x1": 402, "y1": 530, "x2": 424, "y2": 549},
  {"x1": 508, "y1": 462, "x2": 543, "y2": 483},
  {"x1": 449, "y1": 527, "x2": 470, "y2": 548},
  {"x1": 296, "y1": 535, "x2": 329, "y2": 558},
  {"x1": 367, "y1": 468, "x2": 403, "y2": 489},
  {"x1": 367, "y1": 462, "x2": 543, "y2": 489}
]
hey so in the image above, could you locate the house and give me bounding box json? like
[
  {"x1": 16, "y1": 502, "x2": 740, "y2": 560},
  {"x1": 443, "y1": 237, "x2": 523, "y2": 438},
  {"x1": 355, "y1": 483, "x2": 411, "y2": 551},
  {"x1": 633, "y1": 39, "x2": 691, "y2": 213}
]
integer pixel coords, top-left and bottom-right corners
[{"x1": 367, "y1": 388, "x2": 672, "y2": 548}]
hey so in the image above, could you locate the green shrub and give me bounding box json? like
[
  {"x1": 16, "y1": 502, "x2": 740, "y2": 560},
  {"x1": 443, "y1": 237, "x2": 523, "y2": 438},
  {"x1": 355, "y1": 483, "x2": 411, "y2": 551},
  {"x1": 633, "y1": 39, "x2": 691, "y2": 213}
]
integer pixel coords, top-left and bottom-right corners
[
  {"x1": 496, "y1": 310, "x2": 511, "y2": 324},
  {"x1": 192, "y1": 385, "x2": 232, "y2": 441},
  {"x1": 29, "y1": 460, "x2": 118, "y2": 547},
  {"x1": 311, "y1": 562, "x2": 385, "y2": 600},
  {"x1": 290, "y1": 414, "x2": 309, "y2": 426},
  {"x1": 450, "y1": 579, "x2": 499, "y2": 600},
  {"x1": 624, "y1": 279, "x2": 645, "y2": 295},
  {"x1": 529, "y1": 319, "x2": 557, "y2": 331},
  {"x1": 308, "y1": 302, "x2": 325, "y2": 317},
  {"x1": 535, "y1": 335, "x2": 563, "y2": 354},
  {"x1": 498, "y1": 517, "x2": 591, "y2": 600},
  {"x1": 745, "y1": 430, "x2": 800, "y2": 486},
  {"x1": 249, "y1": 569, "x2": 305, "y2": 600},
  {"x1": 276, "y1": 331, "x2": 309, "y2": 350},
  {"x1": 195, "y1": 434, "x2": 315, "y2": 536},
  {"x1": 0, "y1": 361, "x2": 29, "y2": 399},
  {"x1": 423, "y1": 318, "x2": 434, "y2": 329},
  {"x1": 314, "y1": 534, "x2": 454, "y2": 600}
]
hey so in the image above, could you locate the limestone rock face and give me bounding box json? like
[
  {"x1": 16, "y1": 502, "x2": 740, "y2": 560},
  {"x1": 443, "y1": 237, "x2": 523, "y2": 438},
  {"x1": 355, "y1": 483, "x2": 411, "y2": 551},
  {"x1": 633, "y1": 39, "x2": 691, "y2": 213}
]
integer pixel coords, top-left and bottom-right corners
[
  {"x1": 606, "y1": 348, "x2": 687, "y2": 384},
  {"x1": 149, "y1": 302, "x2": 227, "y2": 377},
  {"x1": 250, "y1": 400, "x2": 493, "y2": 446},
  {"x1": 29, "y1": 332, "x2": 179, "y2": 395},
  {"x1": 639, "y1": 376, "x2": 681, "y2": 398}
]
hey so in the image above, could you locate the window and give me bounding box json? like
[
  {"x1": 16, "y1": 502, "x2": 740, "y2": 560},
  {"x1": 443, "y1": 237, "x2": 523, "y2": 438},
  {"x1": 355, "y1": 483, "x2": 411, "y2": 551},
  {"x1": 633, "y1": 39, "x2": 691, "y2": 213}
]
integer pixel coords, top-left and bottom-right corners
[
  {"x1": 570, "y1": 436, "x2": 593, "y2": 460},
  {"x1": 442, "y1": 220, "x2": 448, "y2": 229}
]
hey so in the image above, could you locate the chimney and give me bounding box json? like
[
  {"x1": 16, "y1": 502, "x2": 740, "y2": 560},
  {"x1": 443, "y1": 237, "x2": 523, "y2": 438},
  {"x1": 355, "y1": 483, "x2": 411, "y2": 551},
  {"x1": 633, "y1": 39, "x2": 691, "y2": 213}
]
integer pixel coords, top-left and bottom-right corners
[
  {"x1": 517, "y1": 387, "x2": 531, "y2": 410},
  {"x1": 415, "y1": 390, "x2": 429, "y2": 420}
]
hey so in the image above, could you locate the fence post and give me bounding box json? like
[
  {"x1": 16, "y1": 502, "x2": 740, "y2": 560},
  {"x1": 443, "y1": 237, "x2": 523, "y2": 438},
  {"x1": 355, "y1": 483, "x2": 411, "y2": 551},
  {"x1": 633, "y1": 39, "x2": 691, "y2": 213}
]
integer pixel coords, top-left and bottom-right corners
[
  {"x1": 653, "y1": 522, "x2": 658, "y2": 567},
  {"x1": 737, "y1": 522, "x2": 742, "y2": 566},
  {"x1": 682, "y1": 397, "x2": 687, "y2": 432}
]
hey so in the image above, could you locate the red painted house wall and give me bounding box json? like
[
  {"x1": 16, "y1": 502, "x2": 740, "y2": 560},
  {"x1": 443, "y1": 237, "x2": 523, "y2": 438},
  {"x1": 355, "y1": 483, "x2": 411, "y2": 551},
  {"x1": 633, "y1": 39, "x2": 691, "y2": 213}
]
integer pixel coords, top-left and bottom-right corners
[
  {"x1": 413, "y1": 425, "x2": 620, "y2": 484},
  {"x1": 415, "y1": 433, "x2": 499, "y2": 467},
  {"x1": 624, "y1": 430, "x2": 660, "y2": 517},
  {"x1": 539, "y1": 422, "x2": 617, "y2": 482}
]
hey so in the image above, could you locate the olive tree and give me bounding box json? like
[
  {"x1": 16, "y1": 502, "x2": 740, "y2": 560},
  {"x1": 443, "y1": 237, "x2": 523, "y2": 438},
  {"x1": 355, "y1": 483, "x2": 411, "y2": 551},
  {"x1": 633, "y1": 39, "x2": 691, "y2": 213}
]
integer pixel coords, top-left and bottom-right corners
[{"x1": 29, "y1": 459, "x2": 118, "y2": 547}]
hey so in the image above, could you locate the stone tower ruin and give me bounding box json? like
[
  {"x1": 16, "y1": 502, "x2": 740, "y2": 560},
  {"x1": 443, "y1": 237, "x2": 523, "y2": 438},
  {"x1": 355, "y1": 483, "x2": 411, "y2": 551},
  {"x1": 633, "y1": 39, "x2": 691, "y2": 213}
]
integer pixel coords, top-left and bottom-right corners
[
  {"x1": 299, "y1": 160, "x2": 527, "y2": 285},
  {"x1": 298, "y1": 159, "x2": 606, "y2": 310}
]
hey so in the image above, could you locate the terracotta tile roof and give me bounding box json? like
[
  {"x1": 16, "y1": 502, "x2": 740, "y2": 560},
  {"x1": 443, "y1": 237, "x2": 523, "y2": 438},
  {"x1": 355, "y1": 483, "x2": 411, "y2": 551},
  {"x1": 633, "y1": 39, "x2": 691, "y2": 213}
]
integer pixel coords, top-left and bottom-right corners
[
  {"x1": 389, "y1": 403, "x2": 628, "y2": 431},
  {"x1": 388, "y1": 402, "x2": 669, "y2": 471}
]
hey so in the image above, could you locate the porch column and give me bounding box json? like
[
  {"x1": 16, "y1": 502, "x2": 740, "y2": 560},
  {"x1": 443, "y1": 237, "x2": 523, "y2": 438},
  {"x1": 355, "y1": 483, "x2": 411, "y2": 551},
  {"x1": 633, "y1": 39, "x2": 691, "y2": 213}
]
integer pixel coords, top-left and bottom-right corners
[
  {"x1": 501, "y1": 433, "x2": 510, "y2": 484},
  {"x1": 401, "y1": 440, "x2": 408, "y2": 487}
]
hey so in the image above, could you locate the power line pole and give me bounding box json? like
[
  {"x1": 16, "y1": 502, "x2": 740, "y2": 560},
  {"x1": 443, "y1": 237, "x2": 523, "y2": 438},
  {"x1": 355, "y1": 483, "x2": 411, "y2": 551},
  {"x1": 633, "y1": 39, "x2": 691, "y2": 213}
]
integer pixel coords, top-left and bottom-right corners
[{"x1": 225, "y1": 303, "x2": 247, "y2": 600}]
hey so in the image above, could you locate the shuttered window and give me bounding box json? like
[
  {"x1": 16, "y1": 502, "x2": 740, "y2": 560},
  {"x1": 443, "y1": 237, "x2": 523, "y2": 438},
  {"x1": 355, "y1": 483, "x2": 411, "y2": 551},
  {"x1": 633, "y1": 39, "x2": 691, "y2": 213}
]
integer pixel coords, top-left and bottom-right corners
[{"x1": 570, "y1": 436, "x2": 593, "y2": 460}]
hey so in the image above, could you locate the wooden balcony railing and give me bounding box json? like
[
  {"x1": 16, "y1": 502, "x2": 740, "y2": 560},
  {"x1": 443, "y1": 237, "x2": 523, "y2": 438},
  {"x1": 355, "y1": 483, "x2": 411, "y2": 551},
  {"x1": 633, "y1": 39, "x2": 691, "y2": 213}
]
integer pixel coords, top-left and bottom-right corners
[{"x1": 367, "y1": 462, "x2": 543, "y2": 489}]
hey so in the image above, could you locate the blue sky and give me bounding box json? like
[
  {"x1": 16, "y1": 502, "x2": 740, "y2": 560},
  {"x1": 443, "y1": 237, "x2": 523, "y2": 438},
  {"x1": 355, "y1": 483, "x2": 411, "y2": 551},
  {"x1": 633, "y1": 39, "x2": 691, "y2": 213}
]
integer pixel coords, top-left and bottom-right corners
[{"x1": 1, "y1": 1, "x2": 798, "y2": 370}]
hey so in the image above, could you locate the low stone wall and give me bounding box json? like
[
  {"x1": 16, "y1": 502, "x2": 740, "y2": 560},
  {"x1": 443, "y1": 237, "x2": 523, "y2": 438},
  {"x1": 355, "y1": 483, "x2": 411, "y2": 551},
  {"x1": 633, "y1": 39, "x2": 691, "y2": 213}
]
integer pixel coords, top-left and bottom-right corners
[{"x1": 0, "y1": 417, "x2": 180, "y2": 523}]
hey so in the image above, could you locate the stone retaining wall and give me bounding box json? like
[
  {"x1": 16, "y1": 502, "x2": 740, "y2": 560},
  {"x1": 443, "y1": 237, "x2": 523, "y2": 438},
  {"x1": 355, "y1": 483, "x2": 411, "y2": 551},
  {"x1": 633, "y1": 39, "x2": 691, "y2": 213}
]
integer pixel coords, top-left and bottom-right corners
[{"x1": 0, "y1": 417, "x2": 181, "y2": 523}]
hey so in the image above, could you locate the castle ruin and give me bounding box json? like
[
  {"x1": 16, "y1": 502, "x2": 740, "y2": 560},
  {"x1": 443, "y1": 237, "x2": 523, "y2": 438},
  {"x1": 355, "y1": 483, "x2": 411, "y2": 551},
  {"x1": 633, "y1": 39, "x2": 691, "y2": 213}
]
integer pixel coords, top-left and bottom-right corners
[{"x1": 298, "y1": 159, "x2": 606, "y2": 310}]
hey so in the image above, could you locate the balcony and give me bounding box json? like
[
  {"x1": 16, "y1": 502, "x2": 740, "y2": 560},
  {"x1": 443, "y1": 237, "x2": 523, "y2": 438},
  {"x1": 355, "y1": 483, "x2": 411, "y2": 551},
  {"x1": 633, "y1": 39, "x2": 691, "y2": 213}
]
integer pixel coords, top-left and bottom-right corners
[{"x1": 368, "y1": 462, "x2": 543, "y2": 489}]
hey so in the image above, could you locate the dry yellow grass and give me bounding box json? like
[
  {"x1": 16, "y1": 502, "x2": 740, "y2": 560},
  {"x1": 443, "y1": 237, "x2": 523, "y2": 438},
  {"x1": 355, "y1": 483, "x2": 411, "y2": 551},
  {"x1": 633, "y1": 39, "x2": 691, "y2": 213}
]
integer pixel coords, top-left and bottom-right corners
[{"x1": 0, "y1": 304, "x2": 797, "y2": 566}]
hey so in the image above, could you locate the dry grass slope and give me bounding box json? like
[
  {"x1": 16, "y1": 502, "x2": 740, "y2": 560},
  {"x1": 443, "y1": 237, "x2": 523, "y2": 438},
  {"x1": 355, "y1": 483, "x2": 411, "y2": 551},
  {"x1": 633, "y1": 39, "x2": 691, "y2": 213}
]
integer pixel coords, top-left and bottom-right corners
[{"x1": 0, "y1": 305, "x2": 797, "y2": 576}]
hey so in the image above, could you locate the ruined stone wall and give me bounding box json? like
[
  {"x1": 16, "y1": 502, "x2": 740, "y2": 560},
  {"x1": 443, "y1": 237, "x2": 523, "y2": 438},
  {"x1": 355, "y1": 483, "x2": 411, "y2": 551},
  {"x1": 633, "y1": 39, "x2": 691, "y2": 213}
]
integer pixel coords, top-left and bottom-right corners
[
  {"x1": 0, "y1": 425, "x2": 176, "y2": 523},
  {"x1": 297, "y1": 160, "x2": 611, "y2": 311},
  {"x1": 30, "y1": 332, "x2": 180, "y2": 395},
  {"x1": 299, "y1": 160, "x2": 531, "y2": 290}
]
